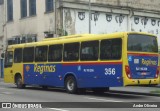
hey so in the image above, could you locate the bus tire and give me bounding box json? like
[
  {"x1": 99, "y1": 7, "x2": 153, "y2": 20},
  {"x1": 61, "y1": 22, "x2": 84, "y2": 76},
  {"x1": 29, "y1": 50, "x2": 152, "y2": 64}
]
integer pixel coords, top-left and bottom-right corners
[
  {"x1": 65, "y1": 76, "x2": 77, "y2": 94},
  {"x1": 16, "y1": 75, "x2": 25, "y2": 89}
]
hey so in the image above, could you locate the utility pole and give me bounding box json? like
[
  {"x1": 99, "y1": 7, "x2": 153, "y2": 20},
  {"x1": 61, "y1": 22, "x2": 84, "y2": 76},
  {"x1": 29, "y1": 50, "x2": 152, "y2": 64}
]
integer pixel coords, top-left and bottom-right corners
[
  {"x1": 88, "y1": 0, "x2": 91, "y2": 34},
  {"x1": 54, "y1": 0, "x2": 57, "y2": 37}
]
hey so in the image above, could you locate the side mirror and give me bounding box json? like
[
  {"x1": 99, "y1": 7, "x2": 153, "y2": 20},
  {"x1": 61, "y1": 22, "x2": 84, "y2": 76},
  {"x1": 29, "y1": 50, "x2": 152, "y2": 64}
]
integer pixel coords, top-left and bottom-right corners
[{"x1": 1, "y1": 53, "x2": 5, "y2": 59}]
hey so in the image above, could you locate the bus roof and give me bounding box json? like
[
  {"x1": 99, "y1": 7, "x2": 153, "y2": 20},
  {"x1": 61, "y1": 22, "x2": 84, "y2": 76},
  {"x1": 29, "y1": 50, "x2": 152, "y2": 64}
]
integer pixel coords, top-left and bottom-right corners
[{"x1": 7, "y1": 32, "x2": 157, "y2": 49}]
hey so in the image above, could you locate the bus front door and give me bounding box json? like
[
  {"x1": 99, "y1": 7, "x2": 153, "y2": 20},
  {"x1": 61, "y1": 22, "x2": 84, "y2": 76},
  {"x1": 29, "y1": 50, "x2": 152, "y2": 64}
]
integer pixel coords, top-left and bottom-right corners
[{"x1": 4, "y1": 51, "x2": 14, "y2": 83}]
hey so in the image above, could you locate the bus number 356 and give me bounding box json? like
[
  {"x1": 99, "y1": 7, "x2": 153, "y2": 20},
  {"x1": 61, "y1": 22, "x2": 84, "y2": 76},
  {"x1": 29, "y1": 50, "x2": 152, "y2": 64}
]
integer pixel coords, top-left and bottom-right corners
[{"x1": 105, "y1": 68, "x2": 116, "y2": 75}]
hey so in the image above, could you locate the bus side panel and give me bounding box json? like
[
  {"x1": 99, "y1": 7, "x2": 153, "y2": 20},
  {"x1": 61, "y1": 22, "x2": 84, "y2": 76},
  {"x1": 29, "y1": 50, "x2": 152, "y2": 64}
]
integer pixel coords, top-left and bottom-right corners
[
  {"x1": 24, "y1": 64, "x2": 39, "y2": 85},
  {"x1": 62, "y1": 63, "x2": 123, "y2": 88},
  {"x1": 42, "y1": 64, "x2": 64, "y2": 87},
  {"x1": 23, "y1": 64, "x2": 64, "y2": 87},
  {"x1": 4, "y1": 67, "x2": 14, "y2": 83},
  {"x1": 23, "y1": 63, "x2": 123, "y2": 88}
]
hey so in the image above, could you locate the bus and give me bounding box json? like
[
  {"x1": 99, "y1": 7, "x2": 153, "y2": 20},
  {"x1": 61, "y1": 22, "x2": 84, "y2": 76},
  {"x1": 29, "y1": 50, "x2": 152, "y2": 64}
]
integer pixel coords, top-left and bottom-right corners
[
  {"x1": 158, "y1": 47, "x2": 160, "y2": 83},
  {"x1": 4, "y1": 32, "x2": 159, "y2": 93}
]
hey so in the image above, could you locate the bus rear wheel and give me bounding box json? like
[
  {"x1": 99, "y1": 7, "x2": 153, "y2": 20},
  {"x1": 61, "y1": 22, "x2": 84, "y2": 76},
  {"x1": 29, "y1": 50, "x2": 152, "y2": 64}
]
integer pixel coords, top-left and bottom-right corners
[
  {"x1": 16, "y1": 75, "x2": 25, "y2": 89},
  {"x1": 65, "y1": 76, "x2": 77, "y2": 94}
]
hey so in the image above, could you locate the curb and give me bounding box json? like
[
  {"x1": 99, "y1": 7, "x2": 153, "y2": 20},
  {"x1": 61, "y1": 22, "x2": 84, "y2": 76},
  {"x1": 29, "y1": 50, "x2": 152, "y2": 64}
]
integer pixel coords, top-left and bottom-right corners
[{"x1": 110, "y1": 90, "x2": 160, "y2": 97}]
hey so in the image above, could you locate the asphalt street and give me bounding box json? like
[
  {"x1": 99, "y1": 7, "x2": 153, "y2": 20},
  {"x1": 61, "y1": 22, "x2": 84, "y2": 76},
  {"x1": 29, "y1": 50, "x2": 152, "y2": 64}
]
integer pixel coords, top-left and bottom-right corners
[{"x1": 0, "y1": 78, "x2": 160, "y2": 111}]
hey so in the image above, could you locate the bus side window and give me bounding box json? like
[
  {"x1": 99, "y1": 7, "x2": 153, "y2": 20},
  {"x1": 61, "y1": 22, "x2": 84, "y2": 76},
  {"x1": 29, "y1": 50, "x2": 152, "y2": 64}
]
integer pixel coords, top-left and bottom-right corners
[
  {"x1": 100, "y1": 38, "x2": 122, "y2": 60},
  {"x1": 35, "y1": 46, "x2": 48, "y2": 62},
  {"x1": 48, "y1": 44, "x2": 62, "y2": 62},
  {"x1": 23, "y1": 47, "x2": 34, "y2": 62},
  {"x1": 4, "y1": 51, "x2": 13, "y2": 67},
  {"x1": 63, "y1": 43, "x2": 79, "y2": 61},
  {"x1": 112, "y1": 39, "x2": 122, "y2": 59},
  {"x1": 100, "y1": 40, "x2": 112, "y2": 59},
  {"x1": 80, "y1": 41, "x2": 99, "y2": 61},
  {"x1": 14, "y1": 48, "x2": 22, "y2": 63}
]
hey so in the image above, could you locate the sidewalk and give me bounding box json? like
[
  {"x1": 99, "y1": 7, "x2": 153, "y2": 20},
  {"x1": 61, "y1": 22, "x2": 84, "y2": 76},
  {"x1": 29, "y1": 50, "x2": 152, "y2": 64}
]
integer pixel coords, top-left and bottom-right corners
[{"x1": 111, "y1": 86, "x2": 160, "y2": 96}]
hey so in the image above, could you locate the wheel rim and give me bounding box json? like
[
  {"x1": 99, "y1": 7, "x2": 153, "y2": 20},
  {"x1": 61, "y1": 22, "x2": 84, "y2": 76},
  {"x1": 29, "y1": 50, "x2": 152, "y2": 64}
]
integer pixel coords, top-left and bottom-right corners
[{"x1": 67, "y1": 79, "x2": 74, "y2": 91}]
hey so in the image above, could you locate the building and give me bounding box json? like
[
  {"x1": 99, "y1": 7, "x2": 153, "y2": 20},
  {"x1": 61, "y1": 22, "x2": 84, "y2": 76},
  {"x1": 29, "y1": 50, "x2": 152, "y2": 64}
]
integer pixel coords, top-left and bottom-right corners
[
  {"x1": 1, "y1": 0, "x2": 160, "y2": 48},
  {"x1": 0, "y1": 0, "x2": 4, "y2": 78},
  {"x1": 0, "y1": 0, "x2": 4, "y2": 54},
  {"x1": 61, "y1": 0, "x2": 160, "y2": 44},
  {"x1": 2, "y1": 0, "x2": 56, "y2": 46}
]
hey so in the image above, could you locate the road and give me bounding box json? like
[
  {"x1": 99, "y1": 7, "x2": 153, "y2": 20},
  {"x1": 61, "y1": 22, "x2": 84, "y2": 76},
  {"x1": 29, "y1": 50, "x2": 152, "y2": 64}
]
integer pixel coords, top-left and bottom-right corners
[{"x1": 0, "y1": 80, "x2": 160, "y2": 111}]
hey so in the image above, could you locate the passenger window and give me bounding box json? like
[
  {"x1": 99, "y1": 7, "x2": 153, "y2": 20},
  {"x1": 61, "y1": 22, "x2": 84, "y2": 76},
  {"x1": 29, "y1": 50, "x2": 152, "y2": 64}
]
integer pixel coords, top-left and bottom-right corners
[
  {"x1": 80, "y1": 41, "x2": 99, "y2": 61},
  {"x1": 14, "y1": 48, "x2": 22, "y2": 63},
  {"x1": 23, "y1": 47, "x2": 34, "y2": 62},
  {"x1": 48, "y1": 45, "x2": 62, "y2": 62},
  {"x1": 35, "y1": 46, "x2": 48, "y2": 62},
  {"x1": 100, "y1": 38, "x2": 122, "y2": 60},
  {"x1": 63, "y1": 43, "x2": 79, "y2": 61},
  {"x1": 5, "y1": 51, "x2": 13, "y2": 67}
]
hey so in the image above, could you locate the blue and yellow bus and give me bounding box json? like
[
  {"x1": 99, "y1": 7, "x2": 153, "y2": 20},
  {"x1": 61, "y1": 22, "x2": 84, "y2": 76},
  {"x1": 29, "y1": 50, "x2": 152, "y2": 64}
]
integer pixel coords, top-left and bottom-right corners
[{"x1": 4, "y1": 32, "x2": 159, "y2": 93}]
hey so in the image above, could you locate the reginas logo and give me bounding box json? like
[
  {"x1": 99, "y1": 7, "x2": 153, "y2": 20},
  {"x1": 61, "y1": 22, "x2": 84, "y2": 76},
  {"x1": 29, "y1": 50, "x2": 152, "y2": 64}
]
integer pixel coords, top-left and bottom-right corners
[
  {"x1": 34, "y1": 65, "x2": 56, "y2": 74},
  {"x1": 25, "y1": 65, "x2": 30, "y2": 72},
  {"x1": 141, "y1": 59, "x2": 157, "y2": 66}
]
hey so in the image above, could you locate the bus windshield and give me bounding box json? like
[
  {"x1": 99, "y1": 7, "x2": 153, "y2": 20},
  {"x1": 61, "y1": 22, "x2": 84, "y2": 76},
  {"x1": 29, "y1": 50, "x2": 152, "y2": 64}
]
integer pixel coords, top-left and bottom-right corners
[
  {"x1": 4, "y1": 51, "x2": 13, "y2": 67},
  {"x1": 128, "y1": 34, "x2": 158, "y2": 53}
]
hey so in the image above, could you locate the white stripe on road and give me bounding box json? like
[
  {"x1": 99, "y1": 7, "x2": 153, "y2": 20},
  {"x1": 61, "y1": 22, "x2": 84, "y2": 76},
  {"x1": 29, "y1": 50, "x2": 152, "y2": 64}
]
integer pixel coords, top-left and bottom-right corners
[
  {"x1": 49, "y1": 108, "x2": 69, "y2": 111},
  {"x1": 0, "y1": 87, "x2": 25, "y2": 91},
  {"x1": 1, "y1": 92, "x2": 13, "y2": 95},
  {"x1": 0, "y1": 88, "x2": 5, "y2": 89},
  {"x1": 85, "y1": 97, "x2": 123, "y2": 102}
]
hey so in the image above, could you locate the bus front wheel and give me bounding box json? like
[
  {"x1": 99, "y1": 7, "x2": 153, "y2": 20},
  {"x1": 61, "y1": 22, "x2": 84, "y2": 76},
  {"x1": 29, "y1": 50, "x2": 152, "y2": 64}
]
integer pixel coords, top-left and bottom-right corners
[
  {"x1": 16, "y1": 76, "x2": 25, "y2": 89},
  {"x1": 65, "y1": 76, "x2": 77, "y2": 94}
]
